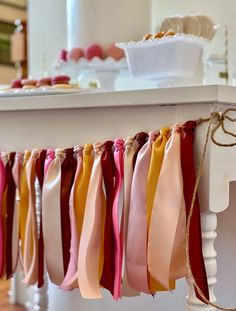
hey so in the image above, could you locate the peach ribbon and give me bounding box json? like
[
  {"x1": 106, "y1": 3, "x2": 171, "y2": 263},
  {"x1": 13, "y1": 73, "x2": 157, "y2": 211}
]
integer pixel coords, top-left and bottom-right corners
[
  {"x1": 42, "y1": 148, "x2": 65, "y2": 285},
  {"x1": 146, "y1": 128, "x2": 175, "y2": 292},
  {"x1": 126, "y1": 132, "x2": 157, "y2": 294},
  {"x1": 113, "y1": 139, "x2": 125, "y2": 300},
  {"x1": 23, "y1": 149, "x2": 39, "y2": 285},
  {"x1": 148, "y1": 126, "x2": 187, "y2": 289},
  {"x1": 12, "y1": 152, "x2": 23, "y2": 274},
  {"x1": 78, "y1": 142, "x2": 106, "y2": 299},
  {"x1": 122, "y1": 136, "x2": 139, "y2": 297},
  {"x1": 60, "y1": 146, "x2": 83, "y2": 290},
  {"x1": 19, "y1": 150, "x2": 31, "y2": 261},
  {"x1": 62, "y1": 144, "x2": 94, "y2": 290}
]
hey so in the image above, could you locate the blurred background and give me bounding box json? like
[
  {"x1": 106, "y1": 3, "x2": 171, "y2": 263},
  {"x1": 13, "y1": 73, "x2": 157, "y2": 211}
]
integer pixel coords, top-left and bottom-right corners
[{"x1": 1, "y1": 0, "x2": 236, "y2": 87}]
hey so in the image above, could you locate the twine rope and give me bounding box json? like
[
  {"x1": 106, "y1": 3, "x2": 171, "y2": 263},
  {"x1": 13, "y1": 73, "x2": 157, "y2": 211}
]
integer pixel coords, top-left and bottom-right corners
[{"x1": 187, "y1": 108, "x2": 236, "y2": 310}]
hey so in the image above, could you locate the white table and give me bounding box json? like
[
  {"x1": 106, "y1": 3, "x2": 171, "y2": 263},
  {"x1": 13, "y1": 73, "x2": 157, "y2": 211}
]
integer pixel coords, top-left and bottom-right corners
[{"x1": 1, "y1": 85, "x2": 236, "y2": 311}]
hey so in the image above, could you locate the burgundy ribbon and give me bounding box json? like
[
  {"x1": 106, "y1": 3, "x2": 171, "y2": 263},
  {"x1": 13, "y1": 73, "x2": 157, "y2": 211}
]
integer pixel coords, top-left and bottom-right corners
[
  {"x1": 5, "y1": 152, "x2": 16, "y2": 278},
  {"x1": 181, "y1": 121, "x2": 209, "y2": 302},
  {"x1": 35, "y1": 149, "x2": 46, "y2": 288},
  {"x1": 132, "y1": 132, "x2": 148, "y2": 168},
  {"x1": 100, "y1": 141, "x2": 115, "y2": 295},
  {"x1": 60, "y1": 148, "x2": 76, "y2": 275}
]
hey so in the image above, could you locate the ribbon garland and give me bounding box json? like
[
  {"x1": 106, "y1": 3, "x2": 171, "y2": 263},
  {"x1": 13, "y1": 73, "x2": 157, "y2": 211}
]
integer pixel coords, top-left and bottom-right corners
[{"x1": 0, "y1": 113, "x2": 236, "y2": 310}]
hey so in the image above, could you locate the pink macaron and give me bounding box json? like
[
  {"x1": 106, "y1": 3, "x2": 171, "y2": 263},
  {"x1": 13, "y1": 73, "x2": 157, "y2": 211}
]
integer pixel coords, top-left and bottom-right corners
[
  {"x1": 106, "y1": 44, "x2": 124, "y2": 60},
  {"x1": 22, "y1": 79, "x2": 38, "y2": 87},
  {"x1": 37, "y1": 77, "x2": 52, "y2": 87},
  {"x1": 85, "y1": 44, "x2": 104, "y2": 60},
  {"x1": 59, "y1": 49, "x2": 68, "y2": 62},
  {"x1": 68, "y1": 47, "x2": 84, "y2": 61},
  {"x1": 51, "y1": 75, "x2": 70, "y2": 85},
  {"x1": 11, "y1": 79, "x2": 22, "y2": 88}
]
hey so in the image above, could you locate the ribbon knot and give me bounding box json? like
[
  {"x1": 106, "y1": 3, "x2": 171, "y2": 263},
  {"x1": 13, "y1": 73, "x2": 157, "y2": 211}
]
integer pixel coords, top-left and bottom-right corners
[
  {"x1": 84, "y1": 144, "x2": 93, "y2": 155},
  {"x1": 64, "y1": 148, "x2": 74, "y2": 158},
  {"x1": 31, "y1": 149, "x2": 40, "y2": 159},
  {"x1": 46, "y1": 149, "x2": 55, "y2": 160},
  {"x1": 135, "y1": 132, "x2": 148, "y2": 146},
  {"x1": 171, "y1": 125, "x2": 182, "y2": 134},
  {"x1": 1, "y1": 152, "x2": 10, "y2": 165},
  {"x1": 73, "y1": 146, "x2": 83, "y2": 157},
  {"x1": 160, "y1": 127, "x2": 170, "y2": 137},
  {"x1": 114, "y1": 139, "x2": 124, "y2": 152},
  {"x1": 104, "y1": 141, "x2": 113, "y2": 151},
  {"x1": 148, "y1": 131, "x2": 159, "y2": 143},
  {"x1": 93, "y1": 142, "x2": 104, "y2": 154},
  {"x1": 55, "y1": 148, "x2": 66, "y2": 160},
  {"x1": 124, "y1": 137, "x2": 135, "y2": 148}
]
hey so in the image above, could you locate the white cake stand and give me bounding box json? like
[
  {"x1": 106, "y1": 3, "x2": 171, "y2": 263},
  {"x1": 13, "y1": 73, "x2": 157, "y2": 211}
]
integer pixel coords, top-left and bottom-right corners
[{"x1": 53, "y1": 57, "x2": 128, "y2": 90}]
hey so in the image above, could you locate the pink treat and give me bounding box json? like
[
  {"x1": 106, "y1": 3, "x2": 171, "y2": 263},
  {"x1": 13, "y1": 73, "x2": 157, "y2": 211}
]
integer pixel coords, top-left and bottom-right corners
[
  {"x1": 22, "y1": 79, "x2": 38, "y2": 86},
  {"x1": 52, "y1": 75, "x2": 70, "y2": 85},
  {"x1": 37, "y1": 77, "x2": 52, "y2": 87},
  {"x1": 11, "y1": 79, "x2": 22, "y2": 88},
  {"x1": 106, "y1": 44, "x2": 124, "y2": 60},
  {"x1": 59, "y1": 49, "x2": 68, "y2": 62},
  {"x1": 85, "y1": 44, "x2": 104, "y2": 60},
  {"x1": 68, "y1": 47, "x2": 84, "y2": 61}
]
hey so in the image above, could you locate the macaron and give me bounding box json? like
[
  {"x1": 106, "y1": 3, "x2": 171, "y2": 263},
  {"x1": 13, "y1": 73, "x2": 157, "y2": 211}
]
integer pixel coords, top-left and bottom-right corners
[
  {"x1": 51, "y1": 75, "x2": 70, "y2": 86},
  {"x1": 85, "y1": 44, "x2": 104, "y2": 60},
  {"x1": 106, "y1": 44, "x2": 124, "y2": 60},
  {"x1": 22, "y1": 79, "x2": 38, "y2": 89},
  {"x1": 68, "y1": 47, "x2": 84, "y2": 61},
  {"x1": 11, "y1": 79, "x2": 22, "y2": 89},
  {"x1": 37, "y1": 77, "x2": 52, "y2": 88},
  {"x1": 52, "y1": 84, "x2": 72, "y2": 89},
  {"x1": 59, "y1": 49, "x2": 68, "y2": 62}
]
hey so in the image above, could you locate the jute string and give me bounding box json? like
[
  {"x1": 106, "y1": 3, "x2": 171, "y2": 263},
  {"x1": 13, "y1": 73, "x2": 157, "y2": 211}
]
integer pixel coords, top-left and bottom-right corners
[{"x1": 187, "y1": 108, "x2": 236, "y2": 310}]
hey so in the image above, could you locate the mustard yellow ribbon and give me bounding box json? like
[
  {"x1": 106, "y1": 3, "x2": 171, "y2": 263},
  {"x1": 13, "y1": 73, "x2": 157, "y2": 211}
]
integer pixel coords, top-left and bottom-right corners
[
  {"x1": 78, "y1": 143, "x2": 106, "y2": 299},
  {"x1": 146, "y1": 128, "x2": 175, "y2": 292},
  {"x1": 148, "y1": 126, "x2": 187, "y2": 289},
  {"x1": 23, "y1": 149, "x2": 40, "y2": 285},
  {"x1": 19, "y1": 150, "x2": 31, "y2": 262}
]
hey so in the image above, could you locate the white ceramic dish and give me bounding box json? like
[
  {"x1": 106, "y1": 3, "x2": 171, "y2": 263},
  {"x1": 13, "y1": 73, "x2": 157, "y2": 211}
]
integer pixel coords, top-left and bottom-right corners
[{"x1": 116, "y1": 34, "x2": 208, "y2": 80}]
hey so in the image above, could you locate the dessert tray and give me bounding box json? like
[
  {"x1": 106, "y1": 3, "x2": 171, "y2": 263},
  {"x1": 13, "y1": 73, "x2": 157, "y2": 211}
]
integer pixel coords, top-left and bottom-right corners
[
  {"x1": 0, "y1": 87, "x2": 97, "y2": 98},
  {"x1": 116, "y1": 34, "x2": 208, "y2": 81}
]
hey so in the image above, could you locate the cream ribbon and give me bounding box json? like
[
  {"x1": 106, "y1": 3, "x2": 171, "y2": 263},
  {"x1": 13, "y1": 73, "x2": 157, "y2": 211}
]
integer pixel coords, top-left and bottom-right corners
[
  {"x1": 42, "y1": 148, "x2": 65, "y2": 285},
  {"x1": 148, "y1": 126, "x2": 187, "y2": 289},
  {"x1": 78, "y1": 142, "x2": 106, "y2": 299},
  {"x1": 23, "y1": 149, "x2": 40, "y2": 285}
]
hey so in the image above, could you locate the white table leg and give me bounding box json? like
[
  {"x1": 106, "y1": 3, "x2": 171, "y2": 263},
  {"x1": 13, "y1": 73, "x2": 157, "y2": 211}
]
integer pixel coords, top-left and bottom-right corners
[{"x1": 186, "y1": 211, "x2": 217, "y2": 310}]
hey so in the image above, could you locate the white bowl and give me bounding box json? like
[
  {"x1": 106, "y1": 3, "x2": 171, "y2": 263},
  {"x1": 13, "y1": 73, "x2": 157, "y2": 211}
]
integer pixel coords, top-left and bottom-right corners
[{"x1": 116, "y1": 34, "x2": 208, "y2": 80}]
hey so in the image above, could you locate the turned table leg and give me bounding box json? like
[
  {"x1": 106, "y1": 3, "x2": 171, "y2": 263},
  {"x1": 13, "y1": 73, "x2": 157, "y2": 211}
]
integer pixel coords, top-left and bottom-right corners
[{"x1": 186, "y1": 211, "x2": 217, "y2": 310}]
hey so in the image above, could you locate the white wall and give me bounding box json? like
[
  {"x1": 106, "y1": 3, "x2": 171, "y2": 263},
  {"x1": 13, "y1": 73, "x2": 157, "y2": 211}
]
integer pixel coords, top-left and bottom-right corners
[
  {"x1": 28, "y1": 0, "x2": 67, "y2": 78},
  {"x1": 153, "y1": 0, "x2": 236, "y2": 81}
]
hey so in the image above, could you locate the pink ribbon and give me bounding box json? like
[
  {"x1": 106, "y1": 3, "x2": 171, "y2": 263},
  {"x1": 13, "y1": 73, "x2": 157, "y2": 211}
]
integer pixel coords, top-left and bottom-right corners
[
  {"x1": 44, "y1": 149, "x2": 55, "y2": 176},
  {"x1": 126, "y1": 132, "x2": 158, "y2": 294},
  {"x1": 42, "y1": 148, "x2": 65, "y2": 285},
  {"x1": 60, "y1": 146, "x2": 83, "y2": 290},
  {"x1": 78, "y1": 142, "x2": 105, "y2": 299},
  {"x1": 148, "y1": 126, "x2": 187, "y2": 289},
  {"x1": 122, "y1": 136, "x2": 139, "y2": 297},
  {"x1": 113, "y1": 139, "x2": 125, "y2": 300}
]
